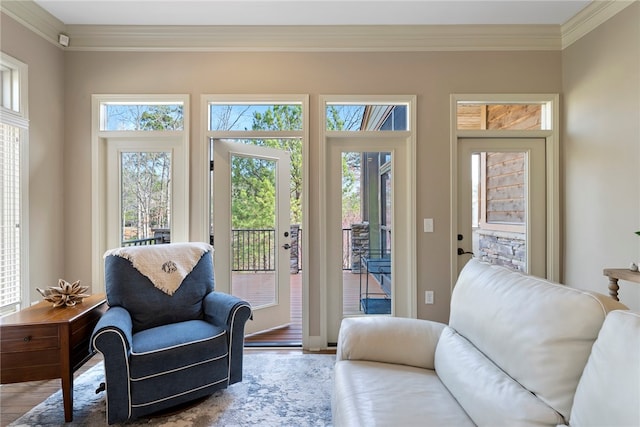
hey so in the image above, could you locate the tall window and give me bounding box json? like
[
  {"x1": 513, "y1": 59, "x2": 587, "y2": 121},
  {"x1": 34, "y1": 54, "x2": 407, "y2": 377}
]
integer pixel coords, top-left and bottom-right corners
[
  {"x1": 0, "y1": 53, "x2": 28, "y2": 314},
  {"x1": 92, "y1": 95, "x2": 189, "y2": 291},
  {"x1": 99, "y1": 100, "x2": 185, "y2": 246}
]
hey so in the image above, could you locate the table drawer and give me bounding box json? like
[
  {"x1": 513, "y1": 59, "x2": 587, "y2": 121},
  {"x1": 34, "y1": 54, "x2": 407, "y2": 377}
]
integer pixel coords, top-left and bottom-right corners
[
  {"x1": 1, "y1": 349, "x2": 61, "y2": 383},
  {"x1": 0, "y1": 324, "x2": 59, "y2": 352}
]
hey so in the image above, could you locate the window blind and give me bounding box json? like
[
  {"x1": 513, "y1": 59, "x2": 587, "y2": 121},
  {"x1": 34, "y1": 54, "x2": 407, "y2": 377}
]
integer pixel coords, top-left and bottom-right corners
[{"x1": 0, "y1": 123, "x2": 21, "y2": 310}]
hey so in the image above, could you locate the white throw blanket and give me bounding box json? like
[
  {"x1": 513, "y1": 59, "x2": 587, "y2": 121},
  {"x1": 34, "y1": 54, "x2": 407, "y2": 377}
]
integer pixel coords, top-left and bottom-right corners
[{"x1": 104, "y1": 242, "x2": 213, "y2": 295}]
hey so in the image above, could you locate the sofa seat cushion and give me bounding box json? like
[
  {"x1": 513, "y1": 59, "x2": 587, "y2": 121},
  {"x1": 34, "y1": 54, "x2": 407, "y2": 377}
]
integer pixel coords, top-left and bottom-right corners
[
  {"x1": 435, "y1": 326, "x2": 564, "y2": 426},
  {"x1": 568, "y1": 310, "x2": 640, "y2": 426},
  {"x1": 333, "y1": 360, "x2": 474, "y2": 427},
  {"x1": 130, "y1": 319, "x2": 227, "y2": 380}
]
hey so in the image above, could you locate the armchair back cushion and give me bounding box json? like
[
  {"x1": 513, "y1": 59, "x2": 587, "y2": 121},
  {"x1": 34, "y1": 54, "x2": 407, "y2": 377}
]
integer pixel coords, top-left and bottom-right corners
[{"x1": 105, "y1": 251, "x2": 214, "y2": 333}]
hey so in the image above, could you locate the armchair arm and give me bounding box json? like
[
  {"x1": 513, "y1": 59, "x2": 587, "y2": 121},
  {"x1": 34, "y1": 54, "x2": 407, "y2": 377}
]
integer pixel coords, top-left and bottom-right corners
[
  {"x1": 336, "y1": 316, "x2": 446, "y2": 370},
  {"x1": 91, "y1": 306, "x2": 133, "y2": 352},
  {"x1": 203, "y1": 292, "x2": 252, "y2": 384},
  {"x1": 90, "y1": 306, "x2": 134, "y2": 424}
]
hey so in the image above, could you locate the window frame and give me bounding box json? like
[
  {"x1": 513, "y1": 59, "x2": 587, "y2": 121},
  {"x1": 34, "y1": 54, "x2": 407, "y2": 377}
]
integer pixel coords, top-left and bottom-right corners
[
  {"x1": 450, "y1": 93, "x2": 560, "y2": 282},
  {"x1": 91, "y1": 94, "x2": 190, "y2": 292},
  {"x1": 200, "y1": 94, "x2": 309, "y2": 243},
  {"x1": 0, "y1": 52, "x2": 29, "y2": 314}
]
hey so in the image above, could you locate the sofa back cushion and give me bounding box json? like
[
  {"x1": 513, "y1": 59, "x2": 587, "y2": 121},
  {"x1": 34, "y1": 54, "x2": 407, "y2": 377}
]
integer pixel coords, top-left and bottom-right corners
[
  {"x1": 444, "y1": 259, "x2": 626, "y2": 420},
  {"x1": 105, "y1": 250, "x2": 214, "y2": 333},
  {"x1": 435, "y1": 326, "x2": 565, "y2": 425},
  {"x1": 568, "y1": 310, "x2": 640, "y2": 426}
]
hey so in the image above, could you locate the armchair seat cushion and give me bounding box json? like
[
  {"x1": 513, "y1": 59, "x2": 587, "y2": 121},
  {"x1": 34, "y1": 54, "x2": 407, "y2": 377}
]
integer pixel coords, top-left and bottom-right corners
[
  {"x1": 130, "y1": 319, "x2": 228, "y2": 379},
  {"x1": 128, "y1": 319, "x2": 231, "y2": 411}
]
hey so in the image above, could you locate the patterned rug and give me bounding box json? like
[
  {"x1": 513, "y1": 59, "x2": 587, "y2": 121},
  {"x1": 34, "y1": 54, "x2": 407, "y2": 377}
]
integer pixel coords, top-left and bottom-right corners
[{"x1": 10, "y1": 352, "x2": 335, "y2": 426}]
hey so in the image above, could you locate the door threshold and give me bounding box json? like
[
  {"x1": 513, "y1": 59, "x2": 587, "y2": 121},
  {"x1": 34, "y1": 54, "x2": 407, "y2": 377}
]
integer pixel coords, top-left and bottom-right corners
[{"x1": 245, "y1": 341, "x2": 302, "y2": 348}]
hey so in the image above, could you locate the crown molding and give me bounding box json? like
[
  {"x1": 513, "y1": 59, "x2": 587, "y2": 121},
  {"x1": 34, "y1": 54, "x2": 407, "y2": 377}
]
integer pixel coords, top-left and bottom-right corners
[
  {"x1": 0, "y1": 0, "x2": 65, "y2": 49},
  {"x1": 1, "y1": 0, "x2": 634, "y2": 52},
  {"x1": 62, "y1": 24, "x2": 561, "y2": 52},
  {"x1": 561, "y1": 0, "x2": 636, "y2": 49}
]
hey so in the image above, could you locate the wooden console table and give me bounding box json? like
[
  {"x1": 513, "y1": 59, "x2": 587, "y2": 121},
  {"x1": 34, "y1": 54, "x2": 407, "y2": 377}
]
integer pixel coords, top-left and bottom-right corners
[
  {"x1": 603, "y1": 269, "x2": 640, "y2": 301},
  {"x1": 0, "y1": 293, "x2": 107, "y2": 422}
]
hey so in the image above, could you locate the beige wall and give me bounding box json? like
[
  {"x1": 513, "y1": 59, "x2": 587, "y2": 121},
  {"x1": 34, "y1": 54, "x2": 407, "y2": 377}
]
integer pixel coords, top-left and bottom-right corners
[
  {"x1": 61, "y1": 49, "x2": 562, "y2": 334},
  {"x1": 562, "y1": 2, "x2": 640, "y2": 311},
  {"x1": 0, "y1": 13, "x2": 65, "y2": 301},
  {"x1": 12, "y1": 7, "x2": 637, "y2": 336}
]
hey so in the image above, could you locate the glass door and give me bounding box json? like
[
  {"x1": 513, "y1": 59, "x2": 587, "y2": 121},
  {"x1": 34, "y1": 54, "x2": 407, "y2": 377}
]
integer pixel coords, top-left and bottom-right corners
[
  {"x1": 457, "y1": 138, "x2": 546, "y2": 277},
  {"x1": 212, "y1": 139, "x2": 291, "y2": 335},
  {"x1": 342, "y1": 151, "x2": 393, "y2": 316}
]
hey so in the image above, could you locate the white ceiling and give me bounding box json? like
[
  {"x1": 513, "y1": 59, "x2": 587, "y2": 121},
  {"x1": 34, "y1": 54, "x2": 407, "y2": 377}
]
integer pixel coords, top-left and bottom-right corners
[{"x1": 33, "y1": 0, "x2": 592, "y2": 26}]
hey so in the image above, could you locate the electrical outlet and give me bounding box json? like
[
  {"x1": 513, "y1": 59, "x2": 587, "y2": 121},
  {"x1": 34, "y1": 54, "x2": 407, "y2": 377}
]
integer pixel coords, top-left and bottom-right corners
[{"x1": 425, "y1": 291, "x2": 434, "y2": 304}]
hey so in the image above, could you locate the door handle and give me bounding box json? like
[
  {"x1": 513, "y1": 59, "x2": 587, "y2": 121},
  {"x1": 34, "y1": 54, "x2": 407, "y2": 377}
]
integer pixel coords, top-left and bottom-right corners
[
  {"x1": 282, "y1": 243, "x2": 291, "y2": 250},
  {"x1": 457, "y1": 248, "x2": 474, "y2": 256}
]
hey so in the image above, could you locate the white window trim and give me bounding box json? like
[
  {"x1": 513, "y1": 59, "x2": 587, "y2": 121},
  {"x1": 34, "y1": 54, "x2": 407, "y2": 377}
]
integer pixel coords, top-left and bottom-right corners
[
  {"x1": 91, "y1": 94, "x2": 190, "y2": 293},
  {"x1": 0, "y1": 52, "x2": 29, "y2": 312},
  {"x1": 201, "y1": 93, "x2": 310, "y2": 344},
  {"x1": 319, "y1": 94, "x2": 417, "y2": 348},
  {"x1": 450, "y1": 93, "x2": 560, "y2": 284},
  {"x1": 200, "y1": 94, "x2": 309, "y2": 243}
]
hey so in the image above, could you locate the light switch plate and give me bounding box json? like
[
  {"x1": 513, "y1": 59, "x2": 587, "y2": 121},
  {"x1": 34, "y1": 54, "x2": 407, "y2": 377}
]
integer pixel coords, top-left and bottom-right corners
[{"x1": 424, "y1": 218, "x2": 434, "y2": 233}]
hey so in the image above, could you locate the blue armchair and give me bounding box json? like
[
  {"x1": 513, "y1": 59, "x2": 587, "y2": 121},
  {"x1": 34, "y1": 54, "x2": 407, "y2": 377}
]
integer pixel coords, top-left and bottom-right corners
[{"x1": 91, "y1": 243, "x2": 251, "y2": 424}]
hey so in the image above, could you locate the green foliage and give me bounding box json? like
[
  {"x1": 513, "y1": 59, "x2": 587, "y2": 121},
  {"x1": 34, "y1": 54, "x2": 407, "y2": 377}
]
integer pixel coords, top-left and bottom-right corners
[
  {"x1": 231, "y1": 157, "x2": 276, "y2": 229},
  {"x1": 229, "y1": 104, "x2": 364, "y2": 231},
  {"x1": 342, "y1": 152, "x2": 361, "y2": 225},
  {"x1": 326, "y1": 105, "x2": 345, "y2": 131},
  {"x1": 139, "y1": 105, "x2": 183, "y2": 131},
  {"x1": 229, "y1": 105, "x2": 304, "y2": 229}
]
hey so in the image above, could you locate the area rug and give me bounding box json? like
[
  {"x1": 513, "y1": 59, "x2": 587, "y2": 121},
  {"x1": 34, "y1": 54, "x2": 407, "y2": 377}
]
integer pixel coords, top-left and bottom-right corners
[{"x1": 10, "y1": 352, "x2": 335, "y2": 426}]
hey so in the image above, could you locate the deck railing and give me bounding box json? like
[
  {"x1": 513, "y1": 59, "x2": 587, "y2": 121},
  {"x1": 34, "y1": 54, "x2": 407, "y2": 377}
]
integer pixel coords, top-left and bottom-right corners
[
  {"x1": 232, "y1": 228, "x2": 276, "y2": 272},
  {"x1": 122, "y1": 227, "x2": 354, "y2": 273},
  {"x1": 121, "y1": 236, "x2": 163, "y2": 246}
]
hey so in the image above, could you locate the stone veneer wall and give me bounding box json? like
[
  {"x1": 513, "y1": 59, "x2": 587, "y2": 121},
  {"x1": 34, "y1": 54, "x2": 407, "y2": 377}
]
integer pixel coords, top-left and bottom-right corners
[
  {"x1": 475, "y1": 229, "x2": 526, "y2": 272},
  {"x1": 350, "y1": 223, "x2": 369, "y2": 273}
]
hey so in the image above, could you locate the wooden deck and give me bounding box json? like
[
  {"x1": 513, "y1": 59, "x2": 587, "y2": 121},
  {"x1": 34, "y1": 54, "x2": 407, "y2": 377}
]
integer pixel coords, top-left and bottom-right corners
[{"x1": 243, "y1": 270, "x2": 386, "y2": 346}]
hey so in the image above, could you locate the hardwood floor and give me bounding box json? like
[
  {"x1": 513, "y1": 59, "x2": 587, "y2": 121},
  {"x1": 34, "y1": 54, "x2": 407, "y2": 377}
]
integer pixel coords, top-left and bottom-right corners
[
  {"x1": 244, "y1": 270, "x2": 386, "y2": 346},
  {"x1": 0, "y1": 353, "x2": 103, "y2": 427}
]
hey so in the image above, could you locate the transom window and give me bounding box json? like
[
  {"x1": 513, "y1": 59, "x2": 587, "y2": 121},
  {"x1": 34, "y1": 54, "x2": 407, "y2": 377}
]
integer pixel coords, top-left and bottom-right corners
[
  {"x1": 456, "y1": 103, "x2": 550, "y2": 130},
  {"x1": 326, "y1": 103, "x2": 408, "y2": 131},
  {"x1": 100, "y1": 102, "x2": 184, "y2": 131}
]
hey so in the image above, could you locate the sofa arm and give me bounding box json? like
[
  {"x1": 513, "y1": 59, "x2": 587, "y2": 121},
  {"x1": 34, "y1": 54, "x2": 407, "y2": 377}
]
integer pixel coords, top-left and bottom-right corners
[
  {"x1": 203, "y1": 292, "x2": 252, "y2": 384},
  {"x1": 336, "y1": 316, "x2": 446, "y2": 370},
  {"x1": 90, "y1": 306, "x2": 134, "y2": 424}
]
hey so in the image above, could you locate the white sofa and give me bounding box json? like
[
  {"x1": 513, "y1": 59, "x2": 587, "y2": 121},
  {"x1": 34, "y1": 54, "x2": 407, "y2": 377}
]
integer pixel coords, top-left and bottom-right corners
[{"x1": 333, "y1": 259, "x2": 639, "y2": 426}]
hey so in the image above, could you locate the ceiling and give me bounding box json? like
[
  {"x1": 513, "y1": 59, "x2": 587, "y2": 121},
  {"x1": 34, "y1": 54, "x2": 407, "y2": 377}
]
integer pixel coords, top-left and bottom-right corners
[{"x1": 33, "y1": 0, "x2": 592, "y2": 26}]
